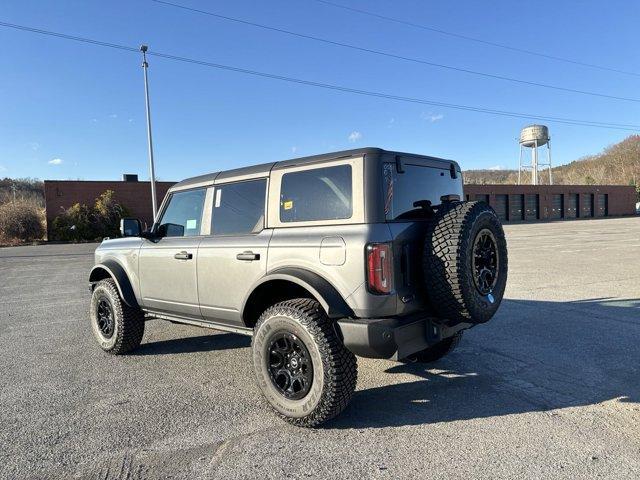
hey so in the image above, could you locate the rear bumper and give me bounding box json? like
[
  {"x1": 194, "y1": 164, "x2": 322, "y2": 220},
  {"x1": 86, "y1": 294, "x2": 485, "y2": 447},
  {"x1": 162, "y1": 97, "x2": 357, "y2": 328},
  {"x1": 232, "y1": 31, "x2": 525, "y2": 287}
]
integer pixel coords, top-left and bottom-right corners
[{"x1": 337, "y1": 314, "x2": 471, "y2": 360}]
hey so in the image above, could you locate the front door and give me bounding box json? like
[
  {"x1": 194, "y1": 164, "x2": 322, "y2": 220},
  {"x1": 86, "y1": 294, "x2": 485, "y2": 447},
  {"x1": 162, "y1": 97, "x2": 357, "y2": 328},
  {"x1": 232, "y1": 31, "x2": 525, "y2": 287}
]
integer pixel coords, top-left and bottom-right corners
[
  {"x1": 197, "y1": 179, "x2": 270, "y2": 326},
  {"x1": 139, "y1": 187, "x2": 208, "y2": 318}
]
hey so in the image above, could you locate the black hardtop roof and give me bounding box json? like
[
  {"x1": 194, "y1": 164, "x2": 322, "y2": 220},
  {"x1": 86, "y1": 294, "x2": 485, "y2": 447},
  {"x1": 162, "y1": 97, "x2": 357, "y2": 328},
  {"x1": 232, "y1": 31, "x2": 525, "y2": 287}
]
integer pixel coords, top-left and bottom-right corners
[{"x1": 171, "y1": 147, "x2": 457, "y2": 190}]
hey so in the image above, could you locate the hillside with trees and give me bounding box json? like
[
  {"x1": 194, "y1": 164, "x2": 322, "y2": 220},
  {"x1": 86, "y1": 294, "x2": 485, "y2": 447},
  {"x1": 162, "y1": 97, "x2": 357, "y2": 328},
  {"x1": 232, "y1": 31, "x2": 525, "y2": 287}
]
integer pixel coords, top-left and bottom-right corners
[
  {"x1": 0, "y1": 177, "x2": 44, "y2": 206},
  {"x1": 464, "y1": 135, "x2": 640, "y2": 192}
]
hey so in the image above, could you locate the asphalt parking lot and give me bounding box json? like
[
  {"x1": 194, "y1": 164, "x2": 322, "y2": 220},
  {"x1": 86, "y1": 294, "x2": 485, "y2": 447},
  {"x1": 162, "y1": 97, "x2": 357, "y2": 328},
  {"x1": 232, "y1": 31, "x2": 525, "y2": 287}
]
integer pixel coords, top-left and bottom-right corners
[{"x1": 1, "y1": 216, "x2": 639, "y2": 479}]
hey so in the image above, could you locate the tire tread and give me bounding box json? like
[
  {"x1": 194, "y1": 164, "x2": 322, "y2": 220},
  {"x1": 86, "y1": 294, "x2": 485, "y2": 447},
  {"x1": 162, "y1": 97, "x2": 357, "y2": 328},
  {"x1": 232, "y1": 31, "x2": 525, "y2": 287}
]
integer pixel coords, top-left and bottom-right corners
[
  {"x1": 423, "y1": 201, "x2": 507, "y2": 324},
  {"x1": 93, "y1": 279, "x2": 145, "y2": 355},
  {"x1": 252, "y1": 298, "x2": 357, "y2": 427}
]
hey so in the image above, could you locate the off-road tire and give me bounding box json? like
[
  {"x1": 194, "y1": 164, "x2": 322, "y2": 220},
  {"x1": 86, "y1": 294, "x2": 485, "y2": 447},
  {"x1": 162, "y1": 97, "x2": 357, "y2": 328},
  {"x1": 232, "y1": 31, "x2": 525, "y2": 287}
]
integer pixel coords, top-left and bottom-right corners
[
  {"x1": 90, "y1": 279, "x2": 145, "y2": 355},
  {"x1": 408, "y1": 332, "x2": 462, "y2": 363},
  {"x1": 252, "y1": 298, "x2": 357, "y2": 427},
  {"x1": 423, "y1": 201, "x2": 508, "y2": 324}
]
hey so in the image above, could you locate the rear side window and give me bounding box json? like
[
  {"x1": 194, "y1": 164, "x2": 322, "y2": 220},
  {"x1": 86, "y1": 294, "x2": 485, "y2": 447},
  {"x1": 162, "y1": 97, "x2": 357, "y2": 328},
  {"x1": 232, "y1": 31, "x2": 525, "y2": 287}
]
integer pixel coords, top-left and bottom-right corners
[
  {"x1": 280, "y1": 165, "x2": 352, "y2": 222},
  {"x1": 158, "y1": 188, "x2": 206, "y2": 237},
  {"x1": 212, "y1": 179, "x2": 266, "y2": 235},
  {"x1": 383, "y1": 163, "x2": 463, "y2": 220}
]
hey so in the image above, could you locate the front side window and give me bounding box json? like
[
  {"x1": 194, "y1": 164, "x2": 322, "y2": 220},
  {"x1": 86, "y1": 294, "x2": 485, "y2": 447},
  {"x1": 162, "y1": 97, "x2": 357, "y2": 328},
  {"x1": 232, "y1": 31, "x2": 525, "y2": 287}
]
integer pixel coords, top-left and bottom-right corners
[
  {"x1": 157, "y1": 189, "x2": 206, "y2": 237},
  {"x1": 212, "y1": 179, "x2": 266, "y2": 235},
  {"x1": 280, "y1": 164, "x2": 352, "y2": 222}
]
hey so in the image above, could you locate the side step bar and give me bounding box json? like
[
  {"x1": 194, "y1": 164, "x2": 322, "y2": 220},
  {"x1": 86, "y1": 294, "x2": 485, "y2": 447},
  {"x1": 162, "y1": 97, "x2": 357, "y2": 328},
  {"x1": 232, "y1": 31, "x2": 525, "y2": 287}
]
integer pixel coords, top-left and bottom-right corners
[{"x1": 144, "y1": 311, "x2": 253, "y2": 336}]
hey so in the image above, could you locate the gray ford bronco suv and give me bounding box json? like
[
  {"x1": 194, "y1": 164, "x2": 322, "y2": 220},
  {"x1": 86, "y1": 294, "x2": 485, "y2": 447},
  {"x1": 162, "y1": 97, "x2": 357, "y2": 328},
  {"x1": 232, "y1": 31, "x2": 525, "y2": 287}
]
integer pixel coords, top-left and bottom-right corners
[{"x1": 89, "y1": 148, "x2": 507, "y2": 426}]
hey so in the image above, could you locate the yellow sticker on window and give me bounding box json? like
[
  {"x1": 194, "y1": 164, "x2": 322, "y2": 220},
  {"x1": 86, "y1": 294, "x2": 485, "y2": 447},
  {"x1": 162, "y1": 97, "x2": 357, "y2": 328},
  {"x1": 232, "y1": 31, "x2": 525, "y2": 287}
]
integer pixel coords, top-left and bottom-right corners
[{"x1": 283, "y1": 200, "x2": 293, "y2": 210}]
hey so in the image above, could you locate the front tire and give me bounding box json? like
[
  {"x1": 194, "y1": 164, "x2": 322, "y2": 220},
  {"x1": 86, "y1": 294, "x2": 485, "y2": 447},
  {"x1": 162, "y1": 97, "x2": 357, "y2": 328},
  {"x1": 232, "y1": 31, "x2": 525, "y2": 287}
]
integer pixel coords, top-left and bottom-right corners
[
  {"x1": 252, "y1": 298, "x2": 357, "y2": 427},
  {"x1": 89, "y1": 279, "x2": 145, "y2": 355}
]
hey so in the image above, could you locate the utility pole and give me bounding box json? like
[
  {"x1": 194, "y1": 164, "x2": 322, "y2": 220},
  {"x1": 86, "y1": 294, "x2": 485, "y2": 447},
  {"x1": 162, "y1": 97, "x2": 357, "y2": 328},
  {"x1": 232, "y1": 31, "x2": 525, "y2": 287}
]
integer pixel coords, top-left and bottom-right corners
[{"x1": 140, "y1": 45, "x2": 158, "y2": 221}]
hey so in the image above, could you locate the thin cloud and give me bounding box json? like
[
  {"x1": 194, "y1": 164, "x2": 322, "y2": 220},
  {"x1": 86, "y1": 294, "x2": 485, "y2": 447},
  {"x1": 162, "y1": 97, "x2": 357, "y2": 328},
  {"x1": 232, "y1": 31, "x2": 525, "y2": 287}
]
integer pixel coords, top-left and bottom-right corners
[
  {"x1": 29, "y1": 142, "x2": 40, "y2": 151},
  {"x1": 48, "y1": 158, "x2": 63, "y2": 165},
  {"x1": 421, "y1": 112, "x2": 444, "y2": 123},
  {"x1": 488, "y1": 165, "x2": 506, "y2": 171},
  {"x1": 348, "y1": 131, "x2": 362, "y2": 142},
  {"x1": 109, "y1": 113, "x2": 118, "y2": 119},
  {"x1": 291, "y1": 146, "x2": 298, "y2": 153}
]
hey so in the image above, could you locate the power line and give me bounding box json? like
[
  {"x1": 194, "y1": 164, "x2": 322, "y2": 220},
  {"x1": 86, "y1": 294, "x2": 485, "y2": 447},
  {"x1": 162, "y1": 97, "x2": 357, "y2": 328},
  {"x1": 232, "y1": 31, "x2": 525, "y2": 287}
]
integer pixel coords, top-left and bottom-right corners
[
  {"x1": 151, "y1": 0, "x2": 640, "y2": 104},
  {"x1": 309, "y1": 0, "x2": 640, "y2": 78},
  {"x1": 0, "y1": 20, "x2": 638, "y2": 131},
  {"x1": 0, "y1": 21, "x2": 138, "y2": 53}
]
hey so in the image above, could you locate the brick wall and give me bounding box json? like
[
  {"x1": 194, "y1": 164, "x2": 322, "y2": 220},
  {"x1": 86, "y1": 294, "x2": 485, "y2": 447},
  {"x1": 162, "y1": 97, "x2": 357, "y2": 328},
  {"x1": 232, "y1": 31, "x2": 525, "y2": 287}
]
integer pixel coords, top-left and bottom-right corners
[
  {"x1": 43, "y1": 180, "x2": 636, "y2": 234},
  {"x1": 44, "y1": 180, "x2": 175, "y2": 235},
  {"x1": 463, "y1": 184, "x2": 636, "y2": 221}
]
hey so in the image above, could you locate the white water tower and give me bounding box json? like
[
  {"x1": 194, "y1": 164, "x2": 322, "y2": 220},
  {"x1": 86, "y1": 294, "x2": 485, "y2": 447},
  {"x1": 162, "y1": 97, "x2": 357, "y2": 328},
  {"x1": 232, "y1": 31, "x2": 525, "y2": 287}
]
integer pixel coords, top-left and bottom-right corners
[{"x1": 518, "y1": 124, "x2": 553, "y2": 185}]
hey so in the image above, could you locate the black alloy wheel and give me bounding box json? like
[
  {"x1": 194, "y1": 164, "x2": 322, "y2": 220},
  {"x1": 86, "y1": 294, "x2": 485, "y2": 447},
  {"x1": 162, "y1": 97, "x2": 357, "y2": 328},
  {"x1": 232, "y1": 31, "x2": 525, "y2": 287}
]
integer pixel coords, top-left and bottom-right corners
[
  {"x1": 267, "y1": 332, "x2": 313, "y2": 400},
  {"x1": 96, "y1": 297, "x2": 115, "y2": 339},
  {"x1": 472, "y1": 228, "x2": 499, "y2": 296}
]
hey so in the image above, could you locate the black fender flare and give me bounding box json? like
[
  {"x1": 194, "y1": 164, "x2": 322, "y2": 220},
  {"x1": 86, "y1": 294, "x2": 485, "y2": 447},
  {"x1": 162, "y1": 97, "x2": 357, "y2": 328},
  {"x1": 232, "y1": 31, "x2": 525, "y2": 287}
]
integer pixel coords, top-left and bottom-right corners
[
  {"x1": 242, "y1": 267, "x2": 353, "y2": 321},
  {"x1": 89, "y1": 260, "x2": 139, "y2": 309}
]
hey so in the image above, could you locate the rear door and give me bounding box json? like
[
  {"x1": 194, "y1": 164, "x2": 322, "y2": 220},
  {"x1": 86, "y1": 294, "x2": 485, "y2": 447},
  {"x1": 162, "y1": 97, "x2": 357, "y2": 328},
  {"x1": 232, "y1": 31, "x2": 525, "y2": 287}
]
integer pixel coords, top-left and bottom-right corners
[
  {"x1": 197, "y1": 179, "x2": 270, "y2": 327},
  {"x1": 382, "y1": 159, "x2": 464, "y2": 314},
  {"x1": 139, "y1": 187, "x2": 208, "y2": 317}
]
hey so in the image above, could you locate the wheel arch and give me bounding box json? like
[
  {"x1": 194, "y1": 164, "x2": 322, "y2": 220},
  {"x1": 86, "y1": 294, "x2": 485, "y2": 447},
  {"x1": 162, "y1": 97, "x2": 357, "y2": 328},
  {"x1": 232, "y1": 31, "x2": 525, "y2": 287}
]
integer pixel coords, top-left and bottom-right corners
[
  {"x1": 241, "y1": 268, "x2": 353, "y2": 328},
  {"x1": 89, "y1": 260, "x2": 139, "y2": 309}
]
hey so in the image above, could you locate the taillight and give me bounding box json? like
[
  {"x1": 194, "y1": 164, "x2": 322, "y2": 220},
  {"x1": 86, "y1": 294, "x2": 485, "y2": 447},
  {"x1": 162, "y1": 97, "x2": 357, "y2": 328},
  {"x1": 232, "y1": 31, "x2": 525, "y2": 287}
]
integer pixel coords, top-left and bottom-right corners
[{"x1": 366, "y1": 243, "x2": 393, "y2": 295}]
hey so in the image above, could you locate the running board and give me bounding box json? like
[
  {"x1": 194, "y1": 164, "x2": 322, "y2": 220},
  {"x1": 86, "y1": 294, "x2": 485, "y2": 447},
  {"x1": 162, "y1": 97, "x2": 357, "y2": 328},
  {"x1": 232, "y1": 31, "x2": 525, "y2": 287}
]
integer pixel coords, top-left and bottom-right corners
[{"x1": 144, "y1": 311, "x2": 253, "y2": 336}]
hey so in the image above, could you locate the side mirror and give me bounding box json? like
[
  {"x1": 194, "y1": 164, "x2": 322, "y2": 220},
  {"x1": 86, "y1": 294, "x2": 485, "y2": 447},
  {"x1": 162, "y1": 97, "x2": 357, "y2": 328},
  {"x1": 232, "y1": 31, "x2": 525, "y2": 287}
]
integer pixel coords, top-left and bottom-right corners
[
  {"x1": 156, "y1": 222, "x2": 184, "y2": 238},
  {"x1": 120, "y1": 218, "x2": 142, "y2": 237}
]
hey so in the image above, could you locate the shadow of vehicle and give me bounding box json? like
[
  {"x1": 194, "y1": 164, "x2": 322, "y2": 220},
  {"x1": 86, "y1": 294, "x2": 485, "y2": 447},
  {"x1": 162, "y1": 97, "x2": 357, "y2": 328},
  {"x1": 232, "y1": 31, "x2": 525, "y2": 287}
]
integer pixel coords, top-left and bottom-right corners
[
  {"x1": 133, "y1": 332, "x2": 251, "y2": 356},
  {"x1": 328, "y1": 297, "x2": 640, "y2": 429}
]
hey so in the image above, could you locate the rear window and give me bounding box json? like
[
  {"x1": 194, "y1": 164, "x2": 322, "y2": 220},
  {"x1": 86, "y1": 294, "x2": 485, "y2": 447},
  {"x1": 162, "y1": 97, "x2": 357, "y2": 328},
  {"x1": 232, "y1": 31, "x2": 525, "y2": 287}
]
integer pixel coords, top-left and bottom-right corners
[
  {"x1": 383, "y1": 162, "x2": 462, "y2": 220},
  {"x1": 280, "y1": 165, "x2": 352, "y2": 222},
  {"x1": 212, "y1": 179, "x2": 266, "y2": 235}
]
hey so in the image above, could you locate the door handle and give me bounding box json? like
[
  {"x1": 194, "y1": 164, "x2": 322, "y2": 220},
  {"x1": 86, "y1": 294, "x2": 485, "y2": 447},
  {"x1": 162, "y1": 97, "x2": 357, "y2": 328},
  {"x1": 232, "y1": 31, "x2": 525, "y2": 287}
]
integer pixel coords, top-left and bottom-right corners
[
  {"x1": 236, "y1": 251, "x2": 260, "y2": 261},
  {"x1": 174, "y1": 251, "x2": 193, "y2": 260}
]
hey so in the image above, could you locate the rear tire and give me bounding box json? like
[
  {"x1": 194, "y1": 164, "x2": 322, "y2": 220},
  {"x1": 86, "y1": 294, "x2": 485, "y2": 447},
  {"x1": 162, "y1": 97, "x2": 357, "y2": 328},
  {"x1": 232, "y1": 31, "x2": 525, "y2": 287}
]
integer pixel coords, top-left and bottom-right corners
[
  {"x1": 408, "y1": 333, "x2": 462, "y2": 363},
  {"x1": 89, "y1": 279, "x2": 145, "y2": 355},
  {"x1": 252, "y1": 298, "x2": 357, "y2": 427}
]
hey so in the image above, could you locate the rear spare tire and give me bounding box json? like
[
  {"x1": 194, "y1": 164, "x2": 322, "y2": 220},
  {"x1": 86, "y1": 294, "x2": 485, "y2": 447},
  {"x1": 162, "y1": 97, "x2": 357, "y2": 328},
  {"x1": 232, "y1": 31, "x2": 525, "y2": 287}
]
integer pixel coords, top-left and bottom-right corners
[{"x1": 422, "y1": 201, "x2": 507, "y2": 324}]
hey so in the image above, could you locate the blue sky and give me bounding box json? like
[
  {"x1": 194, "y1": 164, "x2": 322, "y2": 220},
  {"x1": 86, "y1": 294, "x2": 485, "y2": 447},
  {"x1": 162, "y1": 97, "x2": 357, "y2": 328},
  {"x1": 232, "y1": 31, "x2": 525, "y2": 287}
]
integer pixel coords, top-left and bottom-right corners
[{"x1": 0, "y1": 0, "x2": 638, "y2": 181}]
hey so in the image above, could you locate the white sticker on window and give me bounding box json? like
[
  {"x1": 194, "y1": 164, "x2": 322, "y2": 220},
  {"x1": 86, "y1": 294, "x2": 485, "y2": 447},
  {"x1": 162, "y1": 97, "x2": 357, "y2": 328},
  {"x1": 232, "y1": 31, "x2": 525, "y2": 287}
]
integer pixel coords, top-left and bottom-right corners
[
  {"x1": 215, "y1": 189, "x2": 222, "y2": 208},
  {"x1": 186, "y1": 219, "x2": 197, "y2": 230}
]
